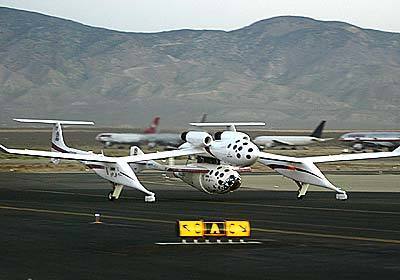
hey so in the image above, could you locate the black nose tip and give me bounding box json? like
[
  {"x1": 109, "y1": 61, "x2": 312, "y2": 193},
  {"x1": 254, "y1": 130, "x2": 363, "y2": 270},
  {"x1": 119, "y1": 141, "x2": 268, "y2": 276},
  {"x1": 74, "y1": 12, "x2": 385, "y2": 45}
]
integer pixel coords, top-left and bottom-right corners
[{"x1": 224, "y1": 176, "x2": 241, "y2": 191}]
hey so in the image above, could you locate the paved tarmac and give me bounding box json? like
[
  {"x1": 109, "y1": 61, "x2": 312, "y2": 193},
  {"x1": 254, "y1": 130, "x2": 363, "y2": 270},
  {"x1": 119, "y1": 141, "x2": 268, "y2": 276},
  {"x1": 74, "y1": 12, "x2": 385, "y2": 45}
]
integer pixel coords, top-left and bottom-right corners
[{"x1": 0, "y1": 172, "x2": 400, "y2": 279}]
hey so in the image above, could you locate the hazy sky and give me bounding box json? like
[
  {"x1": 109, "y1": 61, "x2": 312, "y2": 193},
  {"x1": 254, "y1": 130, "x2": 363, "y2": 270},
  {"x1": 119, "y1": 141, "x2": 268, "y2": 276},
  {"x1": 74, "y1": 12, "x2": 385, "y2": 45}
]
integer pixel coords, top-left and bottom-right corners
[{"x1": 0, "y1": 0, "x2": 399, "y2": 33}]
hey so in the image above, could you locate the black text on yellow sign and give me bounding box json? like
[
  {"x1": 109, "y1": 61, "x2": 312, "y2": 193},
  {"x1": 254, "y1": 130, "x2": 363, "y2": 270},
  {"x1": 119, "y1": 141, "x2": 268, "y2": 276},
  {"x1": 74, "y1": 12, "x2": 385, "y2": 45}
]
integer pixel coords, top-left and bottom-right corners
[
  {"x1": 203, "y1": 221, "x2": 225, "y2": 236},
  {"x1": 178, "y1": 221, "x2": 204, "y2": 237},
  {"x1": 225, "y1": 221, "x2": 250, "y2": 237},
  {"x1": 177, "y1": 220, "x2": 251, "y2": 238}
]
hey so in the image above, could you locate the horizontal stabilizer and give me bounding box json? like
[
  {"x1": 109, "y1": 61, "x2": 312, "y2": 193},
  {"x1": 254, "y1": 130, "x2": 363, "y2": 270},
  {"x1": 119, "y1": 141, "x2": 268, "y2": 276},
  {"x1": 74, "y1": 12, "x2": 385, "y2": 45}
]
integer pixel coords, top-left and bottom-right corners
[
  {"x1": 13, "y1": 119, "x2": 94, "y2": 126},
  {"x1": 190, "y1": 122, "x2": 265, "y2": 132}
]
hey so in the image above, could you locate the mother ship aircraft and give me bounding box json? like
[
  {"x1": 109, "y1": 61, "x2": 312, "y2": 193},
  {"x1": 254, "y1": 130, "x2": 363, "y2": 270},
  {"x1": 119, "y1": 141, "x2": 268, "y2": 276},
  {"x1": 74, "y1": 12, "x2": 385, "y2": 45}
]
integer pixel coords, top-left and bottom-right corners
[{"x1": 1, "y1": 119, "x2": 400, "y2": 202}]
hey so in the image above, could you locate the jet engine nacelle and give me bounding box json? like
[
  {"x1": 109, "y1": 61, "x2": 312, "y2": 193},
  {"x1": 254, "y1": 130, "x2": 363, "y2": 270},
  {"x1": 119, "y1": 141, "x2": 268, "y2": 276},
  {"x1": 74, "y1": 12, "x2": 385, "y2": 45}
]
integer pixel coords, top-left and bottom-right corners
[
  {"x1": 174, "y1": 165, "x2": 241, "y2": 194},
  {"x1": 181, "y1": 131, "x2": 213, "y2": 147}
]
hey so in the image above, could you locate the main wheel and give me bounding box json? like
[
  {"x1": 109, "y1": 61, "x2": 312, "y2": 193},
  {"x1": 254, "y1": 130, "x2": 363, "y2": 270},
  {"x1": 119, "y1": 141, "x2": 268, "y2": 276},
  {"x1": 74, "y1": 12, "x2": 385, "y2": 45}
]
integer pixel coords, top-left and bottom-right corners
[{"x1": 108, "y1": 191, "x2": 115, "y2": 201}]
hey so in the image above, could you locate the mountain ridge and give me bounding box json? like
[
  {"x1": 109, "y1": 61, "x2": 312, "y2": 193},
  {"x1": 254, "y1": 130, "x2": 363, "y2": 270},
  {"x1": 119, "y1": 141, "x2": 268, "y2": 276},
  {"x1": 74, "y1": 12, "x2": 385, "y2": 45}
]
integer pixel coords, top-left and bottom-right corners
[{"x1": 0, "y1": 7, "x2": 399, "y2": 129}]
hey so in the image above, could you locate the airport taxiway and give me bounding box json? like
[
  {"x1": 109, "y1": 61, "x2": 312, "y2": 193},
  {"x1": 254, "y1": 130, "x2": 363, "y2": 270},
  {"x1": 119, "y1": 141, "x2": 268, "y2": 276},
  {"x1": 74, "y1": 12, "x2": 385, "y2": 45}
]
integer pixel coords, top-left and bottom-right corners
[{"x1": 0, "y1": 172, "x2": 399, "y2": 279}]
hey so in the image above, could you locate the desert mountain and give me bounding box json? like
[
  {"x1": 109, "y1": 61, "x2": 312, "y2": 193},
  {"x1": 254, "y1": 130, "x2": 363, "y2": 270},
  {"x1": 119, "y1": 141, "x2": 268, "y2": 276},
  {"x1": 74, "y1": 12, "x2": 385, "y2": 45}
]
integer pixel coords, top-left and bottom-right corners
[{"x1": 1, "y1": 7, "x2": 399, "y2": 128}]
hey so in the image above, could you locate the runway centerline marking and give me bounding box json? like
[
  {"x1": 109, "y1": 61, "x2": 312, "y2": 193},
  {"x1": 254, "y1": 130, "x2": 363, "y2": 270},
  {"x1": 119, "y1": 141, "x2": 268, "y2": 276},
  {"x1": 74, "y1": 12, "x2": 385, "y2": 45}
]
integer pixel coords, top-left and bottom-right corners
[{"x1": 1, "y1": 204, "x2": 400, "y2": 245}]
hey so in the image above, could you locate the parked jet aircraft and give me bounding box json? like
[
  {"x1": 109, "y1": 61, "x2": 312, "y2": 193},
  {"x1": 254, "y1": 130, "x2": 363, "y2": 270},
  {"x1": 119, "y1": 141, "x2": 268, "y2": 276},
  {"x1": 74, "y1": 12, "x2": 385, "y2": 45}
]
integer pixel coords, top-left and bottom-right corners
[
  {"x1": 95, "y1": 116, "x2": 177, "y2": 148},
  {"x1": 2, "y1": 120, "x2": 400, "y2": 202},
  {"x1": 0, "y1": 119, "x2": 204, "y2": 202},
  {"x1": 95, "y1": 114, "x2": 207, "y2": 148},
  {"x1": 253, "y1": 121, "x2": 332, "y2": 148},
  {"x1": 339, "y1": 131, "x2": 400, "y2": 151}
]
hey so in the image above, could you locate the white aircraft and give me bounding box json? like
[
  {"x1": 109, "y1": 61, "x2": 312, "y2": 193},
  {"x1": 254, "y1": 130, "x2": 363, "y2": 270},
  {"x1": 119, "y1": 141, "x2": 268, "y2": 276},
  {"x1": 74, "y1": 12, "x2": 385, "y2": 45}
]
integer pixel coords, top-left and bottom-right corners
[
  {"x1": 253, "y1": 121, "x2": 332, "y2": 148},
  {"x1": 95, "y1": 114, "x2": 207, "y2": 148},
  {"x1": 172, "y1": 122, "x2": 400, "y2": 200},
  {"x1": 1, "y1": 120, "x2": 400, "y2": 202},
  {"x1": 339, "y1": 131, "x2": 400, "y2": 152},
  {"x1": 0, "y1": 119, "x2": 204, "y2": 202}
]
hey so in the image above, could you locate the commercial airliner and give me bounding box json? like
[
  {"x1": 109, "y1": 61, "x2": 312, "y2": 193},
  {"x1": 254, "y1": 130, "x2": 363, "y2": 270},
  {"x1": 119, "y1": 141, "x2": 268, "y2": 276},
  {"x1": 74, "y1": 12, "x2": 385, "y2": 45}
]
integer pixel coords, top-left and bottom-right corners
[
  {"x1": 253, "y1": 121, "x2": 332, "y2": 148},
  {"x1": 339, "y1": 131, "x2": 400, "y2": 151},
  {"x1": 95, "y1": 114, "x2": 207, "y2": 148}
]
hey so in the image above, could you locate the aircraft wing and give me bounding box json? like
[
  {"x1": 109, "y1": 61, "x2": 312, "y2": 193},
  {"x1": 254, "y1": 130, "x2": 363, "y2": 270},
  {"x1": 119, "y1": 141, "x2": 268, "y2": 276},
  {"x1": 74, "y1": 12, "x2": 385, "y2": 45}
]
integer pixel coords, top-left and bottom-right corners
[
  {"x1": 258, "y1": 151, "x2": 305, "y2": 164},
  {"x1": 259, "y1": 147, "x2": 400, "y2": 164},
  {"x1": 304, "y1": 146, "x2": 400, "y2": 163},
  {"x1": 123, "y1": 147, "x2": 205, "y2": 163},
  {"x1": 272, "y1": 139, "x2": 293, "y2": 146},
  {"x1": 363, "y1": 141, "x2": 394, "y2": 148},
  {"x1": 0, "y1": 144, "x2": 205, "y2": 164},
  {"x1": 0, "y1": 144, "x2": 118, "y2": 163}
]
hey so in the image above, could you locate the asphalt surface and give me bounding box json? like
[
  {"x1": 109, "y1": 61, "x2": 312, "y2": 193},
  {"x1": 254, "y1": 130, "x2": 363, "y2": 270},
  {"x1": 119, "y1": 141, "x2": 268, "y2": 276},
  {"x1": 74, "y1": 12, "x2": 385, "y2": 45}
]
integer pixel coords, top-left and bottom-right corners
[{"x1": 1, "y1": 172, "x2": 400, "y2": 279}]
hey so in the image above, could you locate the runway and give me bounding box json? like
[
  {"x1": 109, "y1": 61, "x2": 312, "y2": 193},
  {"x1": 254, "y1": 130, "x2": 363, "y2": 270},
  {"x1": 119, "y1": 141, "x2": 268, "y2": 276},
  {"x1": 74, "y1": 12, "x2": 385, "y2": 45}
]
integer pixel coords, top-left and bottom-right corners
[{"x1": 1, "y1": 172, "x2": 399, "y2": 279}]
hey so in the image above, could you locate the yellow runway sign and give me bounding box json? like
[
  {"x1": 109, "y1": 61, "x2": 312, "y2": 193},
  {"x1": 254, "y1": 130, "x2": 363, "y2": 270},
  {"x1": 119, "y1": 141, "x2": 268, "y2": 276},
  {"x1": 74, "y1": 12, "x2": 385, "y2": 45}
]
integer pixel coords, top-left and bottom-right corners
[
  {"x1": 226, "y1": 221, "x2": 250, "y2": 237},
  {"x1": 204, "y1": 221, "x2": 225, "y2": 236},
  {"x1": 177, "y1": 220, "x2": 251, "y2": 238},
  {"x1": 178, "y1": 221, "x2": 204, "y2": 237}
]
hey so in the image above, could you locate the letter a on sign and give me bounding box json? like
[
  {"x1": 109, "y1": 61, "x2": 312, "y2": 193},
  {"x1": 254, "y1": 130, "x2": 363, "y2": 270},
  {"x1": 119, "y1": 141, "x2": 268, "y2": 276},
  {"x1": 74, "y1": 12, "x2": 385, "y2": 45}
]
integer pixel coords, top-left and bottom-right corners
[
  {"x1": 204, "y1": 222, "x2": 225, "y2": 236},
  {"x1": 210, "y1": 223, "x2": 220, "y2": 234}
]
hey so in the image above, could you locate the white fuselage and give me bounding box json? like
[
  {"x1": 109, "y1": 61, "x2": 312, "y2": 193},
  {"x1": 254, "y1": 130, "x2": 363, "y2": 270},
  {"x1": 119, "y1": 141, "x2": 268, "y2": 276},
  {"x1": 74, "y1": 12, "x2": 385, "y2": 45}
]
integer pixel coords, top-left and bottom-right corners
[
  {"x1": 187, "y1": 132, "x2": 260, "y2": 167},
  {"x1": 96, "y1": 133, "x2": 182, "y2": 147},
  {"x1": 339, "y1": 132, "x2": 400, "y2": 150},
  {"x1": 253, "y1": 136, "x2": 323, "y2": 147}
]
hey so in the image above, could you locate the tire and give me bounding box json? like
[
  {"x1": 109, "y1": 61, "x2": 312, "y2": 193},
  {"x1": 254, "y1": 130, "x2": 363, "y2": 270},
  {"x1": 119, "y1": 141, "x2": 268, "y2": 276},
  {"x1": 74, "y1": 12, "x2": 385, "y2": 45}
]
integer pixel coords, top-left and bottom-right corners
[{"x1": 108, "y1": 191, "x2": 115, "y2": 201}]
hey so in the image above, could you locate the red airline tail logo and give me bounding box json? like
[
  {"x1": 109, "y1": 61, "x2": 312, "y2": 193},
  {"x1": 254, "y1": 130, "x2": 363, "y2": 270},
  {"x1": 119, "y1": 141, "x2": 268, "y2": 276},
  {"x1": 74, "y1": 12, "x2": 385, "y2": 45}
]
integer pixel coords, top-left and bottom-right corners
[{"x1": 144, "y1": 116, "x2": 160, "y2": 134}]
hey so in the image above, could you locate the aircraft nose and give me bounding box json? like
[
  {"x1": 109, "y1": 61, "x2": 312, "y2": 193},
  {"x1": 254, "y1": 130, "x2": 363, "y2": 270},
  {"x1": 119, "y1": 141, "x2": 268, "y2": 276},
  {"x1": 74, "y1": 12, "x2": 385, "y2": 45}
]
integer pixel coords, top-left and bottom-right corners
[
  {"x1": 224, "y1": 174, "x2": 241, "y2": 192},
  {"x1": 246, "y1": 142, "x2": 260, "y2": 160},
  {"x1": 230, "y1": 139, "x2": 259, "y2": 165}
]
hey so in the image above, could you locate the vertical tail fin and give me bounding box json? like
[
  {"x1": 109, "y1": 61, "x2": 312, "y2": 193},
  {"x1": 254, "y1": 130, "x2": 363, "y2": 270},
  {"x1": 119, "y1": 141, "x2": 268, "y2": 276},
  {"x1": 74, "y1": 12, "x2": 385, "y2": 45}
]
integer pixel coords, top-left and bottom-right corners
[
  {"x1": 144, "y1": 116, "x2": 160, "y2": 134},
  {"x1": 13, "y1": 119, "x2": 94, "y2": 156},
  {"x1": 310, "y1": 121, "x2": 326, "y2": 138},
  {"x1": 51, "y1": 122, "x2": 73, "y2": 153}
]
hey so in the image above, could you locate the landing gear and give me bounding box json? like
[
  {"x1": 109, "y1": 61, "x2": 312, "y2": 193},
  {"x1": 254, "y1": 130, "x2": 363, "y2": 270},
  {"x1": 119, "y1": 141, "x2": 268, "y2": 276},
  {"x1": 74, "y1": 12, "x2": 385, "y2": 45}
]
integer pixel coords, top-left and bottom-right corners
[
  {"x1": 108, "y1": 191, "x2": 115, "y2": 201},
  {"x1": 335, "y1": 192, "x2": 348, "y2": 200},
  {"x1": 145, "y1": 194, "x2": 156, "y2": 203},
  {"x1": 295, "y1": 181, "x2": 309, "y2": 199},
  {"x1": 107, "y1": 184, "x2": 124, "y2": 201}
]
